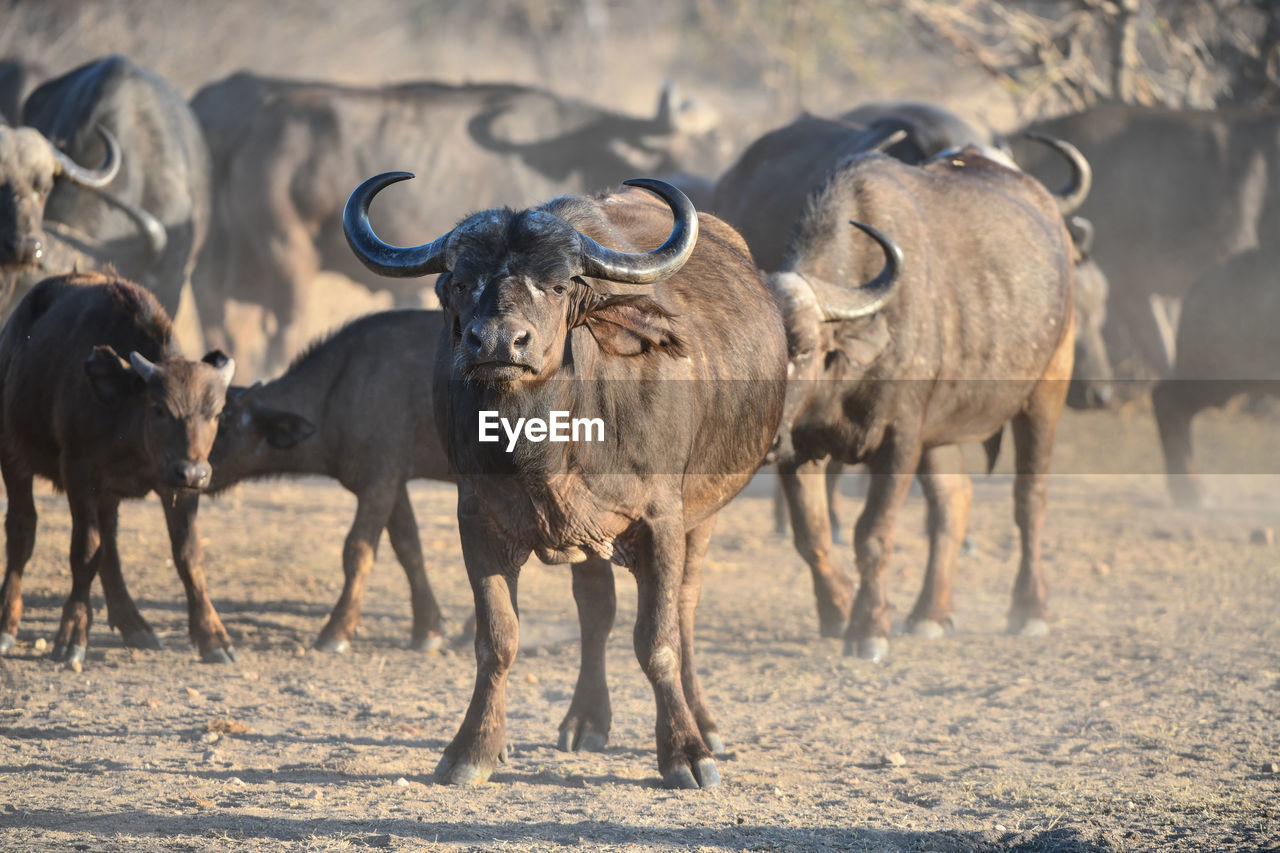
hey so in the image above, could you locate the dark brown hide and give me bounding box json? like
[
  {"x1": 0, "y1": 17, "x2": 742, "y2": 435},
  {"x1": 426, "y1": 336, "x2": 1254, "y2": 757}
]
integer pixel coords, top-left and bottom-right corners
[
  {"x1": 0, "y1": 272, "x2": 234, "y2": 664},
  {"x1": 209, "y1": 309, "x2": 450, "y2": 651}
]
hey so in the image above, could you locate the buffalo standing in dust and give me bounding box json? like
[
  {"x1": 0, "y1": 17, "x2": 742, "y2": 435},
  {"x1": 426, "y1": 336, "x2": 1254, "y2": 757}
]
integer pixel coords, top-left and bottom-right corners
[
  {"x1": 1153, "y1": 247, "x2": 1280, "y2": 508},
  {"x1": 208, "y1": 309, "x2": 449, "y2": 652},
  {"x1": 0, "y1": 272, "x2": 234, "y2": 664},
  {"x1": 345, "y1": 176, "x2": 786, "y2": 789},
  {"x1": 770, "y1": 145, "x2": 1078, "y2": 661}
]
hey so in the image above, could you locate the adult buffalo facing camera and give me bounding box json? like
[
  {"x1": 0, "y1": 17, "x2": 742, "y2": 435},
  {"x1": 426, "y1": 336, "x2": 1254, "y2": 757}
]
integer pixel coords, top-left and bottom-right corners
[
  {"x1": 770, "y1": 145, "x2": 1077, "y2": 661},
  {"x1": 0, "y1": 272, "x2": 235, "y2": 664},
  {"x1": 345, "y1": 176, "x2": 786, "y2": 789}
]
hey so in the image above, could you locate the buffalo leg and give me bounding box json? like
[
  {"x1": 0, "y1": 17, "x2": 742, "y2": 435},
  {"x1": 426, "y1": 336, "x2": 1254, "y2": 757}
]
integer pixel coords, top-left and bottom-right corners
[
  {"x1": 1007, "y1": 325, "x2": 1072, "y2": 636},
  {"x1": 315, "y1": 481, "x2": 397, "y2": 653},
  {"x1": 908, "y1": 445, "x2": 972, "y2": 636},
  {"x1": 160, "y1": 489, "x2": 236, "y2": 663},
  {"x1": 0, "y1": 453, "x2": 36, "y2": 653},
  {"x1": 386, "y1": 484, "x2": 444, "y2": 651},
  {"x1": 94, "y1": 497, "x2": 162, "y2": 650},
  {"x1": 435, "y1": 502, "x2": 524, "y2": 785},
  {"x1": 633, "y1": 517, "x2": 718, "y2": 789},
  {"x1": 779, "y1": 456, "x2": 854, "y2": 637},
  {"x1": 1153, "y1": 378, "x2": 1239, "y2": 509},
  {"x1": 844, "y1": 440, "x2": 923, "y2": 662},
  {"x1": 678, "y1": 516, "x2": 723, "y2": 755},
  {"x1": 558, "y1": 555, "x2": 615, "y2": 753},
  {"x1": 772, "y1": 459, "x2": 847, "y2": 542},
  {"x1": 826, "y1": 459, "x2": 846, "y2": 544},
  {"x1": 50, "y1": 482, "x2": 102, "y2": 665}
]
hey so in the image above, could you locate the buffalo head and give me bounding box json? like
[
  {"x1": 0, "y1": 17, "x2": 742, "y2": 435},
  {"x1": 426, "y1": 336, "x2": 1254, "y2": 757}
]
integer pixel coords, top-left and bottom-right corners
[
  {"x1": 209, "y1": 383, "x2": 316, "y2": 488},
  {"x1": 85, "y1": 346, "x2": 236, "y2": 490},
  {"x1": 767, "y1": 220, "x2": 902, "y2": 462},
  {"x1": 0, "y1": 125, "x2": 121, "y2": 268},
  {"x1": 344, "y1": 174, "x2": 697, "y2": 385}
]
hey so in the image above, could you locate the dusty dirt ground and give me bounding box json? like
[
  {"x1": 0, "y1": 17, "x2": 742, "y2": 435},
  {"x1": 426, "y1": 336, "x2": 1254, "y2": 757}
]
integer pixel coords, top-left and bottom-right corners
[{"x1": 0, "y1": 406, "x2": 1278, "y2": 852}]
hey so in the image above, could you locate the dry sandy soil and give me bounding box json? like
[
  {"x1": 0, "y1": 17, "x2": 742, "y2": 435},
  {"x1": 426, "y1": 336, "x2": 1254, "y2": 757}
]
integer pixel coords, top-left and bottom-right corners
[{"x1": 0, "y1": 405, "x2": 1278, "y2": 852}]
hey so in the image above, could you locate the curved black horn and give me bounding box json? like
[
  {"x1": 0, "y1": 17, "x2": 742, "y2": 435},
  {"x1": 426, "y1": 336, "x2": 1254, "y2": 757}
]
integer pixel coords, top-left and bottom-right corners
[
  {"x1": 1067, "y1": 215, "x2": 1094, "y2": 257},
  {"x1": 97, "y1": 190, "x2": 167, "y2": 259},
  {"x1": 576, "y1": 177, "x2": 698, "y2": 284},
  {"x1": 814, "y1": 220, "x2": 903, "y2": 322},
  {"x1": 51, "y1": 125, "x2": 120, "y2": 189},
  {"x1": 1022, "y1": 132, "x2": 1092, "y2": 216},
  {"x1": 343, "y1": 171, "x2": 450, "y2": 278}
]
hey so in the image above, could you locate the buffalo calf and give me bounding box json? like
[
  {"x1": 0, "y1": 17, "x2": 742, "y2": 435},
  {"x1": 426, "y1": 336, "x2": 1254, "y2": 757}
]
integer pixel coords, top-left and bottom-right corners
[
  {"x1": 0, "y1": 272, "x2": 235, "y2": 664},
  {"x1": 209, "y1": 309, "x2": 449, "y2": 651}
]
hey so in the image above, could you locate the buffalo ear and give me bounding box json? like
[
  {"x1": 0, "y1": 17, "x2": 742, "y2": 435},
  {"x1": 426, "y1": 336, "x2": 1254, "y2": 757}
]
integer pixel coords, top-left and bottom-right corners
[
  {"x1": 255, "y1": 407, "x2": 316, "y2": 450},
  {"x1": 85, "y1": 345, "x2": 142, "y2": 403},
  {"x1": 434, "y1": 273, "x2": 454, "y2": 312},
  {"x1": 201, "y1": 349, "x2": 236, "y2": 387},
  {"x1": 581, "y1": 294, "x2": 686, "y2": 358}
]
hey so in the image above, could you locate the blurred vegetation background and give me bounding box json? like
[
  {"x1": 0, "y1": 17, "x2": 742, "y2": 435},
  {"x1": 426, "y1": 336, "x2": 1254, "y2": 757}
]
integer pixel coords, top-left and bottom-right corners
[{"x1": 4, "y1": 0, "x2": 1277, "y2": 159}]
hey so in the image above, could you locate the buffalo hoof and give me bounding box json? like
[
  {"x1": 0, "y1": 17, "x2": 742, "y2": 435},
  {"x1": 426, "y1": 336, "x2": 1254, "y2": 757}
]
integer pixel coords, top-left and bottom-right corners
[
  {"x1": 0, "y1": 633, "x2": 15, "y2": 654},
  {"x1": 313, "y1": 636, "x2": 351, "y2": 654},
  {"x1": 704, "y1": 732, "x2": 726, "y2": 755},
  {"x1": 433, "y1": 755, "x2": 492, "y2": 786},
  {"x1": 845, "y1": 636, "x2": 889, "y2": 663},
  {"x1": 202, "y1": 645, "x2": 239, "y2": 664},
  {"x1": 1011, "y1": 618, "x2": 1050, "y2": 638},
  {"x1": 409, "y1": 634, "x2": 444, "y2": 653},
  {"x1": 51, "y1": 643, "x2": 85, "y2": 665},
  {"x1": 123, "y1": 629, "x2": 162, "y2": 651},
  {"x1": 909, "y1": 619, "x2": 949, "y2": 639},
  {"x1": 557, "y1": 728, "x2": 608, "y2": 753},
  {"x1": 663, "y1": 757, "x2": 720, "y2": 790}
]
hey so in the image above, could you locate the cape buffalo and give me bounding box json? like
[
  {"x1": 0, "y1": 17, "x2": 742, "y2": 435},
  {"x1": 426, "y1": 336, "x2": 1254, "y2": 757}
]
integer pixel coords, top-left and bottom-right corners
[
  {"x1": 208, "y1": 309, "x2": 450, "y2": 652},
  {"x1": 0, "y1": 272, "x2": 235, "y2": 665},
  {"x1": 770, "y1": 145, "x2": 1078, "y2": 661},
  {"x1": 344, "y1": 176, "x2": 786, "y2": 789},
  {"x1": 1021, "y1": 104, "x2": 1280, "y2": 378},
  {"x1": 192, "y1": 73, "x2": 721, "y2": 377},
  {"x1": 1153, "y1": 247, "x2": 1280, "y2": 508},
  {"x1": 713, "y1": 103, "x2": 1107, "y2": 403},
  {"x1": 18, "y1": 55, "x2": 209, "y2": 318}
]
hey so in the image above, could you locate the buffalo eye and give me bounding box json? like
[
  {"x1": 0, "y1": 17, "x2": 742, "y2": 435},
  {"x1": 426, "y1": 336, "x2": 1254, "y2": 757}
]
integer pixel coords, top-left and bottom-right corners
[
  {"x1": 151, "y1": 403, "x2": 168, "y2": 419},
  {"x1": 550, "y1": 283, "x2": 568, "y2": 296}
]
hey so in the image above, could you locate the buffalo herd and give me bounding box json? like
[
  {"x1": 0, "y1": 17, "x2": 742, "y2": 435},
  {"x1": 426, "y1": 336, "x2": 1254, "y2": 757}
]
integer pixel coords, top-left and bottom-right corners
[{"x1": 0, "y1": 53, "x2": 1275, "y2": 788}]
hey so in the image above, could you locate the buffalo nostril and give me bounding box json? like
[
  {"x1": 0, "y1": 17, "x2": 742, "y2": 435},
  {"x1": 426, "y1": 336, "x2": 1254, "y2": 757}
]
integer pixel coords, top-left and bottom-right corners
[{"x1": 511, "y1": 330, "x2": 531, "y2": 351}]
